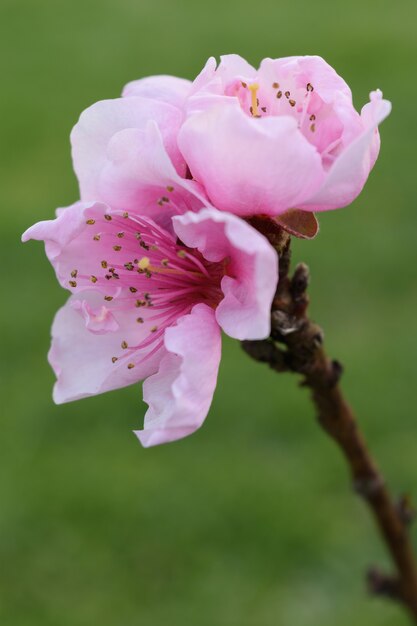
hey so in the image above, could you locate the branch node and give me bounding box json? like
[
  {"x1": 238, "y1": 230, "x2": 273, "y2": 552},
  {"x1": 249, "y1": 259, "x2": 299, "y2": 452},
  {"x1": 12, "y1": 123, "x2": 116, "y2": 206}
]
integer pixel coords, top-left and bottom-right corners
[
  {"x1": 354, "y1": 475, "x2": 385, "y2": 498},
  {"x1": 367, "y1": 567, "x2": 402, "y2": 601},
  {"x1": 396, "y1": 494, "x2": 416, "y2": 527}
]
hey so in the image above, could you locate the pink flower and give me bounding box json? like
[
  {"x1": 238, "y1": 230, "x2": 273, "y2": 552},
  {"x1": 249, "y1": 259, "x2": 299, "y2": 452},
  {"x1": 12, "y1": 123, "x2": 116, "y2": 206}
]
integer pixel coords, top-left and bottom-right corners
[
  {"x1": 70, "y1": 55, "x2": 390, "y2": 226},
  {"x1": 170, "y1": 55, "x2": 390, "y2": 217},
  {"x1": 22, "y1": 203, "x2": 277, "y2": 446}
]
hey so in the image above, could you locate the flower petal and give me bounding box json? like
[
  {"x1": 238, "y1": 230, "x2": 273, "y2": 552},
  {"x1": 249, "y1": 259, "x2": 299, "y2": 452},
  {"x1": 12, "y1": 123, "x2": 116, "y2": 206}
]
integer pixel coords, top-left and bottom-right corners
[
  {"x1": 49, "y1": 291, "x2": 164, "y2": 404},
  {"x1": 122, "y1": 75, "x2": 192, "y2": 109},
  {"x1": 178, "y1": 100, "x2": 324, "y2": 217},
  {"x1": 135, "y1": 303, "x2": 221, "y2": 447},
  {"x1": 173, "y1": 209, "x2": 278, "y2": 340},
  {"x1": 97, "y1": 121, "x2": 208, "y2": 224},
  {"x1": 71, "y1": 96, "x2": 185, "y2": 201},
  {"x1": 258, "y1": 56, "x2": 353, "y2": 104},
  {"x1": 299, "y1": 90, "x2": 391, "y2": 211},
  {"x1": 22, "y1": 202, "x2": 122, "y2": 296}
]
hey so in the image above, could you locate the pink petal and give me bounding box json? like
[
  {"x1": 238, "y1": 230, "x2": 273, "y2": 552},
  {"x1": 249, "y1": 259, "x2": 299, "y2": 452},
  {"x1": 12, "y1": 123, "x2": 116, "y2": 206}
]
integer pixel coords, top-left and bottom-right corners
[
  {"x1": 97, "y1": 121, "x2": 208, "y2": 223},
  {"x1": 49, "y1": 291, "x2": 164, "y2": 404},
  {"x1": 71, "y1": 96, "x2": 185, "y2": 201},
  {"x1": 259, "y1": 56, "x2": 353, "y2": 103},
  {"x1": 71, "y1": 300, "x2": 119, "y2": 334},
  {"x1": 217, "y1": 54, "x2": 257, "y2": 83},
  {"x1": 178, "y1": 100, "x2": 324, "y2": 217},
  {"x1": 22, "y1": 202, "x2": 121, "y2": 296},
  {"x1": 173, "y1": 209, "x2": 278, "y2": 340},
  {"x1": 299, "y1": 90, "x2": 391, "y2": 211},
  {"x1": 122, "y1": 75, "x2": 192, "y2": 109},
  {"x1": 135, "y1": 303, "x2": 221, "y2": 447}
]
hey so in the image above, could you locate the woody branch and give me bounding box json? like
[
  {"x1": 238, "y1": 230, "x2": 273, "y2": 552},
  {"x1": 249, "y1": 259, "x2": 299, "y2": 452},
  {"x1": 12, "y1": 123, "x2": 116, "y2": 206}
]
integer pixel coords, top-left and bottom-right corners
[{"x1": 242, "y1": 219, "x2": 417, "y2": 622}]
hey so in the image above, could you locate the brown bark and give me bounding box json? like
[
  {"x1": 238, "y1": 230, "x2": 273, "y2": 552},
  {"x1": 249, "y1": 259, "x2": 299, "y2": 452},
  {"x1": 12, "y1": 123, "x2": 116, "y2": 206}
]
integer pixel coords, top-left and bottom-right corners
[{"x1": 242, "y1": 222, "x2": 417, "y2": 621}]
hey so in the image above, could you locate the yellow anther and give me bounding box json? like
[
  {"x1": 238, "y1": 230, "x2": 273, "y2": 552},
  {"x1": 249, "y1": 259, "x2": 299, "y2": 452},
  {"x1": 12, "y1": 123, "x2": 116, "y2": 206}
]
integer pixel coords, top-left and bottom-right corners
[
  {"x1": 249, "y1": 83, "x2": 260, "y2": 117},
  {"x1": 138, "y1": 257, "x2": 150, "y2": 270}
]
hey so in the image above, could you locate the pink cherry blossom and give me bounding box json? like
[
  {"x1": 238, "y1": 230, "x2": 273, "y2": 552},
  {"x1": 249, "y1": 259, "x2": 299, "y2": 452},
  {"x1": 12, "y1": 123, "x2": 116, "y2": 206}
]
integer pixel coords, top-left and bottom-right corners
[
  {"x1": 70, "y1": 55, "x2": 389, "y2": 227},
  {"x1": 22, "y1": 203, "x2": 277, "y2": 446},
  {"x1": 172, "y1": 55, "x2": 391, "y2": 216}
]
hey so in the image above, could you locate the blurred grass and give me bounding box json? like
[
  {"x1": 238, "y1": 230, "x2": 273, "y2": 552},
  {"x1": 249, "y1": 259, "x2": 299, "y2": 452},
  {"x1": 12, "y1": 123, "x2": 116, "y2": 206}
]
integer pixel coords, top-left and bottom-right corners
[{"x1": 1, "y1": 0, "x2": 417, "y2": 624}]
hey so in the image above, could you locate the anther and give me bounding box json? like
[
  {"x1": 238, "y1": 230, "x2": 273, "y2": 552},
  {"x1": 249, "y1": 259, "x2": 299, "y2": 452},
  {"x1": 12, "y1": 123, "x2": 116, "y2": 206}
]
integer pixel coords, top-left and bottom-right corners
[
  {"x1": 241, "y1": 81, "x2": 247, "y2": 88},
  {"x1": 93, "y1": 234, "x2": 100, "y2": 241},
  {"x1": 129, "y1": 287, "x2": 138, "y2": 293},
  {"x1": 166, "y1": 185, "x2": 174, "y2": 192},
  {"x1": 121, "y1": 341, "x2": 128, "y2": 349},
  {"x1": 261, "y1": 106, "x2": 267, "y2": 112},
  {"x1": 69, "y1": 280, "x2": 77, "y2": 288},
  {"x1": 117, "y1": 232, "x2": 124, "y2": 238},
  {"x1": 122, "y1": 211, "x2": 129, "y2": 218},
  {"x1": 86, "y1": 219, "x2": 95, "y2": 225},
  {"x1": 309, "y1": 114, "x2": 316, "y2": 121},
  {"x1": 111, "y1": 356, "x2": 118, "y2": 363},
  {"x1": 285, "y1": 91, "x2": 290, "y2": 98},
  {"x1": 150, "y1": 326, "x2": 158, "y2": 333},
  {"x1": 310, "y1": 123, "x2": 316, "y2": 132},
  {"x1": 136, "y1": 317, "x2": 144, "y2": 323},
  {"x1": 71, "y1": 269, "x2": 78, "y2": 278},
  {"x1": 272, "y1": 82, "x2": 280, "y2": 89},
  {"x1": 161, "y1": 196, "x2": 169, "y2": 203},
  {"x1": 101, "y1": 261, "x2": 108, "y2": 269},
  {"x1": 177, "y1": 250, "x2": 187, "y2": 259},
  {"x1": 124, "y1": 262, "x2": 134, "y2": 271},
  {"x1": 113, "y1": 245, "x2": 122, "y2": 252},
  {"x1": 289, "y1": 99, "x2": 296, "y2": 107},
  {"x1": 104, "y1": 214, "x2": 112, "y2": 221},
  {"x1": 307, "y1": 82, "x2": 314, "y2": 92},
  {"x1": 127, "y1": 363, "x2": 135, "y2": 369},
  {"x1": 104, "y1": 295, "x2": 113, "y2": 301},
  {"x1": 90, "y1": 275, "x2": 97, "y2": 283},
  {"x1": 161, "y1": 259, "x2": 169, "y2": 266},
  {"x1": 276, "y1": 91, "x2": 282, "y2": 98}
]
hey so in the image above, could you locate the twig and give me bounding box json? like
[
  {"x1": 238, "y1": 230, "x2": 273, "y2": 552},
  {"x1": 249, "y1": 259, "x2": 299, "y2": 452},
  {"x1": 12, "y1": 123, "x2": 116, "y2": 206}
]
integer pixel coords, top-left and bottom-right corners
[{"x1": 243, "y1": 219, "x2": 417, "y2": 621}]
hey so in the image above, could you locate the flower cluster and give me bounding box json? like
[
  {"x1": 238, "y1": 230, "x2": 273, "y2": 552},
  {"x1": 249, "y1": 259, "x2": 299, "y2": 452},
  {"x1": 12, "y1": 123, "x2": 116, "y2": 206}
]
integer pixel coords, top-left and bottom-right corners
[{"x1": 23, "y1": 54, "x2": 390, "y2": 446}]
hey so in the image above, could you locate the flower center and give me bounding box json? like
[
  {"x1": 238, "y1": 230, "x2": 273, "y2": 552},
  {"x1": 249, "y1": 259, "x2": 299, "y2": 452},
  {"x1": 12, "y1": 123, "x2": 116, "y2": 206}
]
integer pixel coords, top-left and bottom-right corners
[{"x1": 70, "y1": 211, "x2": 225, "y2": 370}]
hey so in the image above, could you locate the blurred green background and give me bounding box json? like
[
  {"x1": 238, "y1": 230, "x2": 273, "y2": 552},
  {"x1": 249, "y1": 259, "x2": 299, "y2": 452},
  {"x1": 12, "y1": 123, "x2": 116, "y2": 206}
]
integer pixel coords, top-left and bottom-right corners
[{"x1": 1, "y1": 0, "x2": 417, "y2": 624}]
